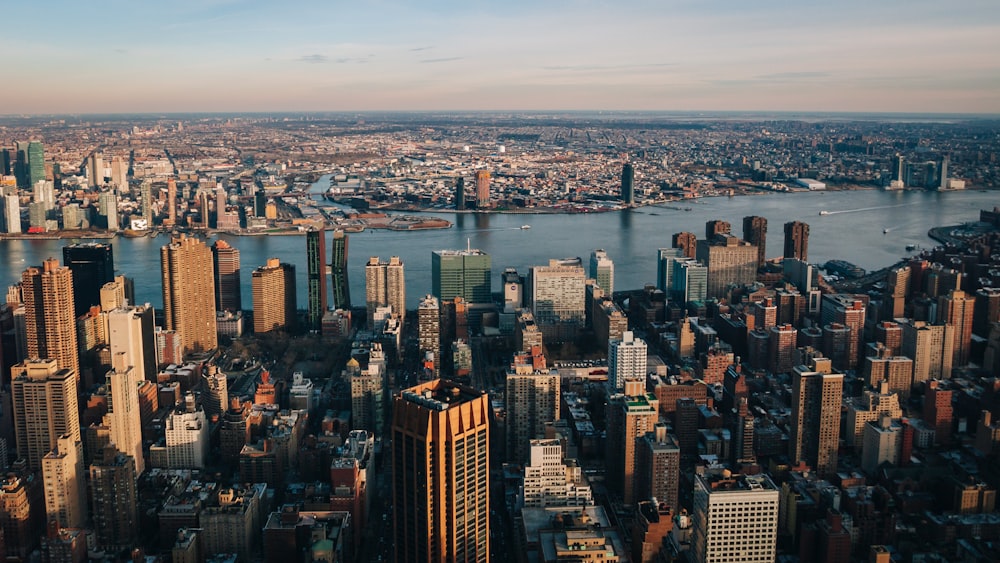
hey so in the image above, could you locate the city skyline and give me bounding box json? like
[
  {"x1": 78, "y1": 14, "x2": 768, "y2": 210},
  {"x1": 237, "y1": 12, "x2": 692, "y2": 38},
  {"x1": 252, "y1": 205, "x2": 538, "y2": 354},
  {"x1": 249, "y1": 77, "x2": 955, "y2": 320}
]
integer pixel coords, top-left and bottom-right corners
[{"x1": 1, "y1": 0, "x2": 998, "y2": 114}]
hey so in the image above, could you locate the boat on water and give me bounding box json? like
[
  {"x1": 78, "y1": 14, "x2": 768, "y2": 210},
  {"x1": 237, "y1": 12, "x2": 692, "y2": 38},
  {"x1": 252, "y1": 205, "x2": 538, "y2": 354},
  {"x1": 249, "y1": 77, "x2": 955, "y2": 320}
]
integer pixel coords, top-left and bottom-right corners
[
  {"x1": 906, "y1": 244, "x2": 918, "y2": 251},
  {"x1": 818, "y1": 210, "x2": 831, "y2": 215},
  {"x1": 520, "y1": 225, "x2": 531, "y2": 230},
  {"x1": 883, "y1": 228, "x2": 889, "y2": 234}
]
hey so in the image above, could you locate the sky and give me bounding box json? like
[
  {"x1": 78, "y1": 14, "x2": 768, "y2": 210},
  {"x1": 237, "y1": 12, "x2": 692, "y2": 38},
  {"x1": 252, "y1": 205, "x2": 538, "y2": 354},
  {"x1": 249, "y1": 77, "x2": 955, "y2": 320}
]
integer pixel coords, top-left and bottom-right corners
[{"x1": 2, "y1": 0, "x2": 999, "y2": 114}]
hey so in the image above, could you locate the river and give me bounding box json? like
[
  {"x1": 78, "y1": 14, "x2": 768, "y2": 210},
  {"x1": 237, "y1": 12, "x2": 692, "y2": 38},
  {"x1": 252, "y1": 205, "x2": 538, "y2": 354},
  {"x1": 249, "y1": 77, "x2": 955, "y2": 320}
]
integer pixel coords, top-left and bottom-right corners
[{"x1": 0, "y1": 177, "x2": 996, "y2": 310}]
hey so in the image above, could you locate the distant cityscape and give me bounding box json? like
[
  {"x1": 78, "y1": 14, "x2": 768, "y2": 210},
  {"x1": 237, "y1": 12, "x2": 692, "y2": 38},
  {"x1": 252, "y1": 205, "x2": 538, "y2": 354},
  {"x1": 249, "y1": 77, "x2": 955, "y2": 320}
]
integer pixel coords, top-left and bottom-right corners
[{"x1": 0, "y1": 113, "x2": 999, "y2": 563}]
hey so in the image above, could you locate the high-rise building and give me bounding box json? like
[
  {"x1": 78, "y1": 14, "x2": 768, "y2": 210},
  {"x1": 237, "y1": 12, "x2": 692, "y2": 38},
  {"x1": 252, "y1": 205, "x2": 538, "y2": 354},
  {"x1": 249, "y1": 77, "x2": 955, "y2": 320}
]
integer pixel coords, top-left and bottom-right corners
[
  {"x1": 454, "y1": 177, "x2": 466, "y2": 211},
  {"x1": 672, "y1": 231, "x2": 697, "y2": 259},
  {"x1": 696, "y1": 235, "x2": 758, "y2": 300},
  {"x1": 505, "y1": 348, "x2": 560, "y2": 463},
  {"x1": 530, "y1": 258, "x2": 586, "y2": 343},
  {"x1": 475, "y1": 169, "x2": 490, "y2": 208},
  {"x1": 433, "y1": 248, "x2": 492, "y2": 304},
  {"x1": 657, "y1": 247, "x2": 685, "y2": 294},
  {"x1": 107, "y1": 304, "x2": 157, "y2": 383},
  {"x1": 939, "y1": 289, "x2": 975, "y2": 367},
  {"x1": 822, "y1": 295, "x2": 866, "y2": 371},
  {"x1": 705, "y1": 220, "x2": 731, "y2": 240},
  {"x1": 166, "y1": 178, "x2": 178, "y2": 225},
  {"x1": 163, "y1": 395, "x2": 210, "y2": 469},
  {"x1": 924, "y1": 380, "x2": 954, "y2": 446},
  {"x1": 521, "y1": 439, "x2": 592, "y2": 508},
  {"x1": 161, "y1": 235, "x2": 218, "y2": 354},
  {"x1": 140, "y1": 180, "x2": 154, "y2": 227},
  {"x1": 635, "y1": 423, "x2": 680, "y2": 511},
  {"x1": 673, "y1": 259, "x2": 708, "y2": 303},
  {"x1": 11, "y1": 358, "x2": 80, "y2": 470},
  {"x1": 27, "y1": 141, "x2": 45, "y2": 188},
  {"x1": 609, "y1": 331, "x2": 647, "y2": 391},
  {"x1": 22, "y1": 258, "x2": 79, "y2": 377},
  {"x1": 89, "y1": 445, "x2": 139, "y2": 551},
  {"x1": 691, "y1": 473, "x2": 779, "y2": 563},
  {"x1": 87, "y1": 152, "x2": 104, "y2": 189},
  {"x1": 0, "y1": 471, "x2": 45, "y2": 559},
  {"x1": 365, "y1": 256, "x2": 406, "y2": 327},
  {"x1": 784, "y1": 221, "x2": 810, "y2": 261},
  {"x1": 41, "y1": 434, "x2": 87, "y2": 529},
  {"x1": 330, "y1": 230, "x2": 352, "y2": 310},
  {"x1": 212, "y1": 239, "x2": 242, "y2": 312},
  {"x1": 2, "y1": 193, "x2": 21, "y2": 234},
  {"x1": 768, "y1": 324, "x2": 798, "y2": 374},
  {"x1": 589, "y1": 249, "x2": 614, "y2": 294},
  {"x1": 608, "y1": 379, "x2": 659, "y2": 505},
  {"x1": 845, "y1": 381, "x2": 903, "y2": 452},
  {"x1": 900, "y1": 320, "x2": 954, "y2": 383},
  {"x1": 790, "y1": 359, "x2": 843, "y2": 476},
  {"x1": 306, "y1": 228, "x2": 328, "y2": 330},
  {"x1": 350, "y1": 355, "x2": 385, "y2": 433},
  {"x1": 621, "y1": 162, "x2": 635, "y2": 205},
  {"x1": 105, "y1": 355, "x2": 145, "y2": 475},
  {"x1": 742, "y1": 215, "x2": 768, "y2": 267},
  {"x1": 252, "y1": 258, "x2": 296, "y2": 334},
  {"x1": 98, "y1": 191, "x2": 119, "y2": 231},
  {"x1": 418, "y1": 295, "x2": 441, "y2": 377},
  {"x1": 391, "y1": 379, "x2": 490, "y2": 563}
]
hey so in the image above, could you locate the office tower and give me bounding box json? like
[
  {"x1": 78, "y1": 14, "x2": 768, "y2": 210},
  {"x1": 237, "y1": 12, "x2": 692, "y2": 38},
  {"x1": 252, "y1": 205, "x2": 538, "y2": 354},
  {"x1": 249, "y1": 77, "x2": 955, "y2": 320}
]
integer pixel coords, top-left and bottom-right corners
[
  {"x1": 105, "y1": 355, "x2": 145, "y2": 475},
  {"x1": 672, "y1": 231, "x2": 697, "y2": 259},
  {"x1": 107, "y1": 304, "x2": 156, "y2": 383},
  {"x1": 110, "y1": 155, "x2": 128, "y2": 190},
  {"x1": 164, "y1": 395, "x2": 209, "y2": 468},
  {"x1": 657, "y1": 247, "x2": 684, "y2": 293},
  {"x1": 742, "y1": 215, "x2": 767, "y2": 267},
  {"x1": 900, "y1": 320, "x2": 954, "y2": 383},
  {"x1": 609, "y1": 331, "x2": 647, "y2": 391},
  {"x1": 89, "y1": 445, "x2": 139, "y2": 551},
  {"x1": 306, "y1": 228, "x2": 327, "y2": 330},
  {"x1": 939, "y1": 154, "x2": 950, "y2": 189},
  {"x1": 530, "y1": 258, "x2": 586, "y2": 343},
  {"x1": 621, "y1": 162, "x2": 635, "y2": 205},
  {"x1": 505, "y1": 349, "x2": 560, "y2": 463},
  {"x1": 503, "y1": 268, "x2": 524, "y2": 310},
  {"x1": 433, "y1": 248, "x2": 492, "y2": 304},
  {"x1": 212, "y1": 239, "x2": 242, "y2": 312},
  {"x1": 87, "y1": 152, "x2": 104, "y2": 188},
  {"x1": 589, "y1": 249, "x2": 614, "y2": 294},
  {"x1": 63, "y1": 243, "x2": 115, "y2": 318},
  {"x1": 252, "y1": 258, "x2": 296, "y2": 334},
  {"x1": 608, "y1": 379, "x2": 659, "y2": 505},
  {"x1": 454, "y1": 177, "x2": 466, "y2": 210},
  {"x1": 705, "y1": 219, "x2": 731, "y2": 240},
  {"x1": 2, "y1": 193, "x2": 21, "y2": 233},
  {"x1": 939, "y1": 289, "x2": 975, "y2": 366},
  {"x1": 22, "y1": 258, "x2": 80, "y2": 377},
  {"x1": 636, "y1": 423, "x2": 680, "y2": 511},
  {"x1": 696, "y1": 235, "x2": 758, "y2": 300},
  {"x1": 673, "y1": 259, "x2": 708, "y2": 303},
  {"x1": 161, "y1": 235, "x2": 218, "y2": 355},
  {"x1": 140, "y1": 180, "x2": 154, "y2": 227},
  {"x1": 418, "y1": 295, "x2": 440, "y2": 377},
  {"x1": 692, "y1": 473, "x2": 779, "y2": 563},
  {"x1": 98, "y1": 191, "x2": 119, "y2": 230},
  {"x1": 784, "y1": 221, "x2": 810, "y2": 261},
  {"x1": 475, "y1": 169, "x2": 490, "y2": 208},
  {"x1": 365, "y1": 256, "x2": 406, "y2": 327},
  {"x1": 0, "y1": 471, "x2": 45, "y2": 559},
  {"x1": 391, "y1": 379, "x2": 490, "y2": 563},
  {"x1": 166, "y1": 178, "x2": 178, "y2": 224},
  {"x1": 42, "y1": 434, "x2": 87, "y2": 528},
  {"x1": 521, "y1": 439, "x2": 592, "y2": 507},
  {"x1": 11, "y1": 358, "x2": 80, "y2": 470},
  {"x1": 27, "y1": 141, "x2": 44, "y2": 188},
  {"x1": 199, "y1": 190, "x2": 210, "y2": 228},
  {"x1": 790, "y1": 359, "x2": 843, "y2": 476},
  {"x1": 330, "y1": 230, "x2": 352, "y2": 310}
]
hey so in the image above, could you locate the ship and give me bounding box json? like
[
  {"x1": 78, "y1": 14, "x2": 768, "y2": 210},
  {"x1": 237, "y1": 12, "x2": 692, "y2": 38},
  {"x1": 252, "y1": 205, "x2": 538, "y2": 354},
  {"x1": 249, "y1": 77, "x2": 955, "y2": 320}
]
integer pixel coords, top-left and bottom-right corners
[
  {"x1": 818, "y1": 210, "x2": 831, "y2": 216},
  {"x1": 824, "y1": 259, "x2": 866, "y2": 279},
  {"x1": 520, "y1": 225, "x2": 531, "y2": 230}
]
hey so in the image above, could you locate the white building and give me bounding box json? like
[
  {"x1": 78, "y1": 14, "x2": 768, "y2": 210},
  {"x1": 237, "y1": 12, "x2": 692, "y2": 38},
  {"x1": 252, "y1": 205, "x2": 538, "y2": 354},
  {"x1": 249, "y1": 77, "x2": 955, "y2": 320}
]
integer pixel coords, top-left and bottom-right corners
[
  {"x1": 163, "y1": 394, "x2": 209, "y2": 469},
  {"x1": 289, "y1": 371, "x2": 314, "y2": 412},
  {"x1": 589, "y1": 249, "x2": 615, "y2": 295},
  {"x1": 521, "y1": 439, "x2": 592, "y2": 508},
  {"x1": 861, "y1": 417, "x2": 903, "y2": 475},
  {"x1": 609, "y1": 331, "x2": 647, "y2": 391},
  {"x1": 692, "y1": 473, "x2": 779, "y2": 563}
]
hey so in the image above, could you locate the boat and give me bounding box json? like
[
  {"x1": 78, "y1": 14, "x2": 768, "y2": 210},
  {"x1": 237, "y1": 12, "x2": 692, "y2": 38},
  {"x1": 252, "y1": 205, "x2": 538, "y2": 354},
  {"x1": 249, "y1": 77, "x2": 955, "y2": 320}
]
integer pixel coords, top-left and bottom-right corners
[
  {"x1": 906, "y1": 244, "x2": 918, "y2": 251},
  {"x1": 818, "y1": 211, "x2": 831, "y2": 216},
  {"x1": 883, "y1": 228, "x2": 889, "y2": 234},
  {"x1": 520, "y1": 225, "x2": 531, "y2": 230}
]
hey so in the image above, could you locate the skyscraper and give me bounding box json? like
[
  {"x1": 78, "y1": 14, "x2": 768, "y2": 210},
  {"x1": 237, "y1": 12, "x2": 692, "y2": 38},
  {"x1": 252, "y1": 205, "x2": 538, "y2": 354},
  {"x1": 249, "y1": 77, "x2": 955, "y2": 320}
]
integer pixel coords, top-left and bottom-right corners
[
  {"x1": 22, "y1": 258, "x2": 80, "y2": 377},
  {"x1": 98, "y1": 191, "x2": 119, "y2": 231},
  {"x1": 27, "y1": 141, "x2": 45, "y2": 188},
  {"x1": 609, "y1": 331, "x2": 647, "y2": 391},
  {"x1": 529, "y1": 258, "x2": 586, "y2": 343},
  {"x1": 11, "y1": 358, "x2": 80, "y2": 470},
  {"x1": 330, "y1": 230, "x2": 351, "y2": 310},
  {"x1": 672, "y1": 231, "x2": 697, "y2": 259},
  {"x1": 251, "y1": 258, "x2": 296, "y2": 334},
  {"x1": 742, "y1": 215, "x2": 767, "y2": 267},
  {"x1": 166, "y1": 178, "x2": 178, "y2": 225},
  {"x1": 306, "y1": 228, "x2": 328, "y2": 330},
  {"x1": 212, "y1": 239, "x2": 242, "y2": 312},
  {"x1": 161, "y1": 235, "x2": 217, "y2": 355},
  {"x1": 42, "y1": 434, "x2": 87, "y2": 529},
  {"x1": 790, "y1": 358, "x2": 843, "y2": 476},
  {"x1": 657, "y1": 247, "x2": 685, "y2": 293},
  {"x1": 636, "y1": 423, "x2": 680, "y2": 511},
  {"x1": 105, "y1": 355, "x2": 145, "y2": 475},
  {"x1": 505, "y1": 348, "x2": 560, "y2": 463},
  {"x1": 365, "y1": 256, "x2": 406, "y2": 327},
  {"x1": 89, "y1": 445, "x2": 139, "y2": 551},
  {"x1": 140, "y1": 180, "x2": 154, "y2": 227},
  {"x1": 939, "y1": 289, "x2": 975, "y2": 366},
  {"x1": 621, "y1": 162, "x2": 635, "y2": 205},
  {"x1": 673, "y1": 259, "x2": 708, "y2": 303},
  {"x1": 63, "y1": 242, "x2": 115, "y2": 318},
  {"x1": 696, "y1": 235, "x2": 758, "y2": 300},
  {"x1": 784, "y1": 221, "x2": 810, "y2": 261},
  {"x1": 2, "y1": 193, "x2": 21, "y2": 234},
  {"x1": 432, "y1": 248, "x2": 492, "y2": 304},
  {"x1": 608, "y1": 379, "x2": 659, "y2": 505},
  {"x1": 475, "y1": 170, "x2": 490, "y2": 208},
  {"x1": 392, "y1": 379, "x2": 490, "y2": 563},
  {"x1": 691, "y1": 473, "x2": 779, "y2": 563},
  {"x1": 590, "y1": 249, "x2": 615, "y2": 294},
  {"x1": 454, "y1": 177, "x2": 466, "y2": 211},
  {"x1": 107, "y1": 304, "x2": 157, "y2": 383},
  {"x1": 705, "y1": 219, "x2": 731, "y2": 239},
  {"x1": 418, "y1": 295, "x2": 440, "y2": 377}
]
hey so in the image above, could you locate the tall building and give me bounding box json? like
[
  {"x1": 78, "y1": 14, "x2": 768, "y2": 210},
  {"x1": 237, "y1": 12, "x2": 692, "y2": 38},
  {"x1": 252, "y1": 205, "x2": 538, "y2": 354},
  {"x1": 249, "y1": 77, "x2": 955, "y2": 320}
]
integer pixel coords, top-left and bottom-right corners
[
  {"x1": 521, "y1": 439, "x2": 592, "y2": 507},
  {"x1": 350, "y1": 355, "x2": 385, "y2": 433},
  {"x1": 657, "y1": 247, "x2": 685, "y2": 294},
  {"x1": 454, "y1": 177, "x2": 466, "y2": 211},
  {"x1": 790, "y1": 359, "x2": 843, "y2": 476},
  {"x1": 98, "y1": 191, "x2": 119, "y2": 231},
  {"x1": 107, "y1": 304, "x2": 157, "y2": 383},
  {"x1": 41, "y1": 434, "x2": 87, "y2": 528},
  {"x1": 105, "y1": 356, "x2": 145, "y2": 475},
  {"x1": 212, "y1": 240, "x2": 242, "y2": 312},
  {"x1": 673, "y1": 259, "x2": 709, "y2": 303},
  {"x1": 609, "y1": 331, "x2": 647, "y2": 391},
  {"x1": 692, "y1": 473, "x2": 779, "y2": 563},
  {"x1": 252, "y1": 258, "x2": 296, "y2": 334},
  {"x1": 11, "y1": 358, "x2": 80, "y2": 470},
  {"x1": 635, "y1": 423, "x2": 680, "y2": 511},
  {"x1": 784, "y1": 221, "x2": 810, "y2": 261},
  {"x1": 161, "y1": 235, "x2": 217, "y2": 354},
  {"x1": 306, "y1": 228, "x2": 328, "y2": 330},
  {"x1": 696, "y1": 235, "x2": 758, "y2": 300},
  {"x1": 2, "y1": 193, "x2": 21, "y2": 234},
  {"x1": 330, "y1": 230, "x2": 352, "y2": 310},
  {"x1": 530, "y1": 258, "x2": 586, "y2": 343},
  {"x1": 621, "y1": 162, "x2": 635, "y2": 205},
  {"x1": 89, "y1": 445, "x2": 139, "y2": 551},
  {"x1": 0, "y1": 471, "x2": 45, "y2": 559},
  {"x1": 672, "y1": 231, "x2": 697, "y2": 259},
  {"x1": 87, "y1": 152, "x2": 104, "y2": 188},
  {"x1": 823, "y1": 295, "x2": 866, "y2": 371},
  {"x1": 589, "y1": 249, "x2": 614, "y2": 294},
  {"x1": 705, "y1": 220, "x2": 731, "y2": 239},
  {"x1": 432, "y1": 248, "x2": 492, "y2": 304},
  {"x1": 939, "y1": 289, "x2": 975, "y2": 366},
  {"x1": 140, "y1": 180, "x2": 154, "y2": 227},
  {"x1": 365, "y1": 256, "x2": 406, "y2": 327},
  {"x1": 166, "y1": 178, "x2": 178, "y2": 225},
  {"x1": 27, "y1": 141, "x2": 45, "y2": 188},
  {"x1": 900, "y1": 320, "x2": 954, "y2": 383},
  {"x1": 742, "y1": 215, "x2": 768, "y2": 267},
  {"x1": 391, "y1": 379, "x2": 490, "y2": 563},
  {"x1": 505, "y1": 348, "x2": 560, "y2": 463},
  {"x1": 418, "y1": 295, "x2": 441, "y2": 377},
  {"x1": 608, "y1": 379, "x2": 659, "y2": 506},
  {"x1": 475, "y1": 169, "x2": 491, "y2": 208},
  {"x1": 22, "y1": 258, "x2": 79, "y2": 377}
]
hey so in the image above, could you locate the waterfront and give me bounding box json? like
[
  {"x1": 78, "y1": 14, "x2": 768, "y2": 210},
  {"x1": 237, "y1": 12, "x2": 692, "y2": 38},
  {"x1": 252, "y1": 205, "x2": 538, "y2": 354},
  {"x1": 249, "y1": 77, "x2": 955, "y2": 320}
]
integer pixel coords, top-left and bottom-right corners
[{"x1": 0, "y1": 187, "x2": 996, "y2": 310}]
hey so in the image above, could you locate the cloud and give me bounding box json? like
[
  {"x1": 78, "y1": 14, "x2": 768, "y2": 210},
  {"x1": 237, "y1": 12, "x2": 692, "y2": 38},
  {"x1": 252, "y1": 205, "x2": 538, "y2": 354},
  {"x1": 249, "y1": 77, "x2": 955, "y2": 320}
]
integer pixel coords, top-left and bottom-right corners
[
  {"x1": 420, "y1": 57, "x2": 463, "y2": 64},
  {"x1": 410, "y1": 45, "x2": 434, "y2": 52},
  {"x1": 298, "y1": 54, "x2": 329, "y2": 64},
  {"x1": 755, "y1": 71, "x2": 830, "y2": 80},
  {"x1": 542, "y1": 63, "x2": 675, "y2": 72}
]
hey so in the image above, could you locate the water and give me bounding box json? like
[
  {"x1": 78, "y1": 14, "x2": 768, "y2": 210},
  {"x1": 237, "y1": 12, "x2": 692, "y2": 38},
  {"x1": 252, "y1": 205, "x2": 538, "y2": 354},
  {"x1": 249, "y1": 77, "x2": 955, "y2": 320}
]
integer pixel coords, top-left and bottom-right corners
[{"x1": 0, "y1": 178, "x2": 996, "y2": 310}]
